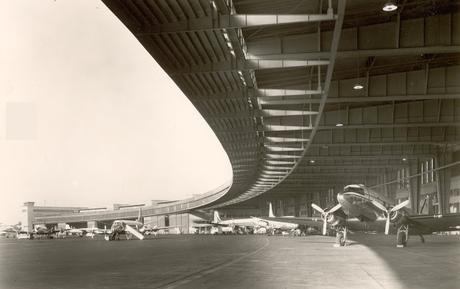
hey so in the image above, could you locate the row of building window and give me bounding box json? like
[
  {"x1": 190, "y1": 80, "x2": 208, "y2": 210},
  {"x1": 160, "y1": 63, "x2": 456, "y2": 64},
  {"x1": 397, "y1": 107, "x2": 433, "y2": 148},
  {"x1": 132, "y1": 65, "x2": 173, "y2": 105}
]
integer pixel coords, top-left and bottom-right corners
[
  {"x1": 397, "y1": 167, "x2": 410, "y2": 189},
  {"x1": 421, "y1": 158, "x2": 436, "y2": 184},
  {"x1": 450, "y1": 203, "x2": 459, "y2": 213},
  {"x1": 450, "y1": 188, "x2": 460, "y2": 197},
  {"x1": 397, "y1": 158, "x2": 437, "y2": 189}
]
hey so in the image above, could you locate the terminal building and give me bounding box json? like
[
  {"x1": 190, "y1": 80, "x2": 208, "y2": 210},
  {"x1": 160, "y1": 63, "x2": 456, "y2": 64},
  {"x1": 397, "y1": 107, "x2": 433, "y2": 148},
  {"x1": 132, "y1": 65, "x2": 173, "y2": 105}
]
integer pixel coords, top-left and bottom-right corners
[{"x1": 21, "y1": 183, "x2": 231, "y2": 234}]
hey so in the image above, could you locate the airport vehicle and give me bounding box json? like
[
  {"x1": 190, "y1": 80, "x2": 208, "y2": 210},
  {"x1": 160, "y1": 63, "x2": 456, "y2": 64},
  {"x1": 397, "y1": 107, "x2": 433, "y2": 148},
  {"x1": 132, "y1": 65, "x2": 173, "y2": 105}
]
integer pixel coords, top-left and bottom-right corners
[{"x1": 311, "y1": 184, "x2": 460, "y2": 247}]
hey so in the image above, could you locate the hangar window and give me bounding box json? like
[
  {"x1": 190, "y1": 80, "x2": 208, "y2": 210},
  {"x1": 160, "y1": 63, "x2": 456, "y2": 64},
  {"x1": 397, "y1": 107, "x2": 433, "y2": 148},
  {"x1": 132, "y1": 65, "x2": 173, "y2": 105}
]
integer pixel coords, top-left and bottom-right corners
[
  {"x1": 450, "y1": 203, "x2": 459, "y2": 213},
  {"x1": 450, "y1": 189, "x2": 460, "y2": 196},
  {"x1": 421, "y1": 158, "x2": 436, "y2": 185},
  {"x1": 397, "y1": 167, "x2": 409, "y2": 189}
]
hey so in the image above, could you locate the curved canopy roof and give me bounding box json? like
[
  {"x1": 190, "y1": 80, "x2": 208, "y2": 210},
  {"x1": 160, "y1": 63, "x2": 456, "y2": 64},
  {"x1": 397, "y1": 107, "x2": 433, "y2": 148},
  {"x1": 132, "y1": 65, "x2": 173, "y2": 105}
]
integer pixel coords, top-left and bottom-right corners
[{"x1": 102, "y1": 0, "x2": 460, "y2": 208}]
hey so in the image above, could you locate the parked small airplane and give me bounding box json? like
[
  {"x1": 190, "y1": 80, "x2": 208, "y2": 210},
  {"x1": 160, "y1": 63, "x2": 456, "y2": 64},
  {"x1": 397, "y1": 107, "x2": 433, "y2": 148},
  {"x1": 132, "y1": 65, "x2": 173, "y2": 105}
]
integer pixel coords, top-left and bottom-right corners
[
  {"x1": 105, "y1": 208, "x2": 171, "y2": 241},
  {"x1": 312, "y1": 184, "x2": 460, "y2": 247},
  {"x1": 251, "y1": 203, "x2": 299, "y2": 233},
  {"x1": 33, "y1": 225, "x2": 59, "y2": 236},
  {"x1": 65, "y1": 225, "x2": 108, "y2": 237},
  {"x1": 211, "y1": 211, "x2": 267, "y2": 233},
  {"x1": 0, "y1": 225, "x2": 19, "y2": 238}
]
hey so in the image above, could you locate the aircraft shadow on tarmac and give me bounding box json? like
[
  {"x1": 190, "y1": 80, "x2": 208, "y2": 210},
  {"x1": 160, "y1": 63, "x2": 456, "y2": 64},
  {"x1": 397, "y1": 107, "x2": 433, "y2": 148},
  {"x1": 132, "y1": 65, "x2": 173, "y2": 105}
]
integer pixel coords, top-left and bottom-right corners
[{"x1": 346, "y1": 233, "x2": 460, "y2": 289}]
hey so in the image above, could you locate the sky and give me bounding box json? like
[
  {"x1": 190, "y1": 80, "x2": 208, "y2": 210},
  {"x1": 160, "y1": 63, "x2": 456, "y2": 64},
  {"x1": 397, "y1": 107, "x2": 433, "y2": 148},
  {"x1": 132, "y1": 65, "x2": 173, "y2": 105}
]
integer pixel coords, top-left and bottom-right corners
[{"x1": 0, "y1": 0, "x2": 232, "y2": 224}]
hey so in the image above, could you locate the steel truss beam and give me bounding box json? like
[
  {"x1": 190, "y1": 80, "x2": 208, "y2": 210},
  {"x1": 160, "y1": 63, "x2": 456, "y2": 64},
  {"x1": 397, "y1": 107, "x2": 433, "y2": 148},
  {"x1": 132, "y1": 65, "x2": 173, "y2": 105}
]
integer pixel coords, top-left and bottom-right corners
[
  {"x1": 248, "y1": 46, "x2": 460, "y2": 60},
  {"x1": 206, "y1": 109, "x2": 318, "y2": 119},
  {"x1": 318, "y1": 122, "x2": 460, "y2": 130},
  {"x1": 221, "y1": 121, "x2": 460, "y2": 134},
  {"x1": 259, "y1": 94, "x2": 460, "y2": 105},
  {"x1": 138, "y1": 13, "x2": 337, "y2": 35},
  {"x1": 171, "y1": 59, "x2": 328, "y2": 75},
  {"x1": 192, "y1": 88, "x2": 322, "y2": 102}
]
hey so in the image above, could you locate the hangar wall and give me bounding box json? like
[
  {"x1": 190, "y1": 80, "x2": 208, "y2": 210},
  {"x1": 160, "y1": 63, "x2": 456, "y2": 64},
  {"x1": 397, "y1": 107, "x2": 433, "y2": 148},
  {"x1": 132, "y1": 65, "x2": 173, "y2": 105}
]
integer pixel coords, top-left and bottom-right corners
[{"x1": 220, "y1": 156, "x2": 460, "y2": 219}]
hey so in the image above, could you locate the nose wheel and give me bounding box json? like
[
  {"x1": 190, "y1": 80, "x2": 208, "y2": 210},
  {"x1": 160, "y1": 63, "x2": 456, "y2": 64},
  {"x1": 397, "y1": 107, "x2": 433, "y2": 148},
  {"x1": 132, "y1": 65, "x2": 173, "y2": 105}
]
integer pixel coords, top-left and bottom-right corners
[{"x1": 334, "y1": 226, "x2": 348, "y2": 247}]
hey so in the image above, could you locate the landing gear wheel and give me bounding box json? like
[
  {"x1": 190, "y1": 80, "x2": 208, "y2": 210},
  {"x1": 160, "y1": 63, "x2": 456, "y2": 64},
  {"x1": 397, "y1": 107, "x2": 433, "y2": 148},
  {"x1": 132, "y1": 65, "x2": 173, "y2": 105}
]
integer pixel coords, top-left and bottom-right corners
[
  {"x1": 336, "y1": 232, "x2": 345, "y2": 246},
  {"x1": 334, "y1": 226, "x2": 348, "y2": 247},
  {"x1": 109, "y1": 231, "x2": 118, "y2": 241},
  {"x1": 396, "y1": 224, "x2": 409, "y2": 248},
  {"x1": 397, "y1": 231, "x2": 407, "y2": 247}
]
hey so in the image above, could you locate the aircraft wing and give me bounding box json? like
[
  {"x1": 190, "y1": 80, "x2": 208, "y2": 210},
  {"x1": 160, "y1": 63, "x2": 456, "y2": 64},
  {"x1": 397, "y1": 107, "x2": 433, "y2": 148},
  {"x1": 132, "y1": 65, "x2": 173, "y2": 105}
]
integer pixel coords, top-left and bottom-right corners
[
  {"x1": 192, "y1": 223, "x2": 213, "y2": 228},
  {"x1": 334, "y1": 213, "x2": 460, "y2": 234},
  {"x1": 404, "y1": 213, "x2": 460, "y2": 234},
  {"x1": 149, "y1": 226, "x2": 175, "y2": 231},
  {"x1": 263, "y1": 216, "x2": 324, "y2": 227},
  {"x1": 210, "y1": 222, "x2": 232, "y2": 227}
]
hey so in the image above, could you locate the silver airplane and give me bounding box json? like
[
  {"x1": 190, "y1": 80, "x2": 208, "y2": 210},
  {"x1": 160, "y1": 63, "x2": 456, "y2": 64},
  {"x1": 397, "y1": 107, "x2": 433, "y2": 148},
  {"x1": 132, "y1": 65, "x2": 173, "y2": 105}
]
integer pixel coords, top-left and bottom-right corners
[
  {"x1": 271, "y1": 184, "x2": 460, "y2": 247},
  {"x1": 251, "y1": 203, "x2": 299, "y2": 233},
  {"x1": 105, "y1": 208, "x2": 170, "y2": 241}
]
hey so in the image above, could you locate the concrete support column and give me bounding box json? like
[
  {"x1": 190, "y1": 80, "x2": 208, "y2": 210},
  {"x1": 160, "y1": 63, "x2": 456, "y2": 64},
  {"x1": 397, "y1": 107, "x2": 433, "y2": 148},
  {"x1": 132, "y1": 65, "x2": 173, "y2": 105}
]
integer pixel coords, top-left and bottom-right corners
[
  {"x1": 409, "y1": 160, "x2": 421, "y2": 213},
  {"x1": 306, "y1": 193, "x2": 312, "y2": 217},
  {"x1": 294, "y1": 196, "x2": 301, "y2": 217},
  {"x1": 87, "y1": 221, "x2": 98, "y2": 229},
  {"x1": 435, "y1": 150, "x2": 453, "y2": 215},
  {"x1": 383, "y1": 169, "x2": 389, "y2": 198},
  {"x1": 278, "y1": 199, "x2": 284, "y2": 216},
  {"x1": 21, "y1": 202, "x2": 35, "y2": 233}
]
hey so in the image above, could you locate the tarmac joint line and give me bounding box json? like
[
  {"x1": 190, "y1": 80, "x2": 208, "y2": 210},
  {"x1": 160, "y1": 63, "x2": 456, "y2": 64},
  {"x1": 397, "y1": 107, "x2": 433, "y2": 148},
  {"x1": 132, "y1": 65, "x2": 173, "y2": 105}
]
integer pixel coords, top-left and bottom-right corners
[{"x1": 156, "y1": 237, "x2": 270, "y2": 289}]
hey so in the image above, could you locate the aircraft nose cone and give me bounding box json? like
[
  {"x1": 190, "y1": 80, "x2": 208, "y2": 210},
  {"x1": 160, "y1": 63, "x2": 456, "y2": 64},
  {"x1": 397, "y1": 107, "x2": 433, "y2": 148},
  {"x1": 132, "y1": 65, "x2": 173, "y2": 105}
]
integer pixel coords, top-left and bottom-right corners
[{"x1": 337, "y1": 192, "x2": 345, "y2": 203}]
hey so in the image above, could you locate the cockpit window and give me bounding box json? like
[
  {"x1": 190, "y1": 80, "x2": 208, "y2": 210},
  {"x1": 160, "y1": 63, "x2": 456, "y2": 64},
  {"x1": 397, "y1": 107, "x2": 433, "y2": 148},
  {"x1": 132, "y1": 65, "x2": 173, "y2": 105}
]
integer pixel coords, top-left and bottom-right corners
[{"x1": 344, "y1": 187, "x2": 365, "y2": 195}]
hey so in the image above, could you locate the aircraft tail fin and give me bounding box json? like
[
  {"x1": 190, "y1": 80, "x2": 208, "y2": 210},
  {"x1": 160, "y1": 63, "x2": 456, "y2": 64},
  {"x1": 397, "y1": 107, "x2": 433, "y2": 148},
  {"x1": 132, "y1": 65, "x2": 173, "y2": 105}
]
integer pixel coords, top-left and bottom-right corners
[
  {"x1": 213, "y1": 211, "x2": 222, "y2": 223},
  {"x1": 269, "y1": 202, "x2": 275, "y2": 218}
]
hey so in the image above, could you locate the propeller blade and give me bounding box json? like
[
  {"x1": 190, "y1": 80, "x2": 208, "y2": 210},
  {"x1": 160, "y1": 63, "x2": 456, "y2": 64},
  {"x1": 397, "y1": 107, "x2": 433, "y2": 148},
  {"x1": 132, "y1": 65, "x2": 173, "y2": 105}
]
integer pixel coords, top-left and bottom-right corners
[
  {"x1": 328, "y1": 203, "x2": 342, "y2": 214},
  {"x1": 311, "y1": 203, "x2": 325, "y2": 215},
  {"x1": 390, "y1": 199, "x2": 410, "y2": 212},
  {"x1": 385, "y1": 215, "x2": 391, "y2": 235},
  {"x1": 322, "y1": 219, "x2": 328, "y2": 235},
  {"x1": 371, "y1": 200, "x2": 388, "y2": 212}
]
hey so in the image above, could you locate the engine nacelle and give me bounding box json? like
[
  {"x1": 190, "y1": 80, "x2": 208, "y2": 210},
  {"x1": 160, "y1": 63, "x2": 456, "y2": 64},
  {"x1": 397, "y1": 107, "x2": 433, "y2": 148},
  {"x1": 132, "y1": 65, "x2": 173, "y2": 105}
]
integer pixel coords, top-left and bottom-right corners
[
  {"x1": 326, "y1": 214, "x2": 346, "y2": 227},
  {"x1": 390, "y1": 210, "x2": 403, "y2": 224}
]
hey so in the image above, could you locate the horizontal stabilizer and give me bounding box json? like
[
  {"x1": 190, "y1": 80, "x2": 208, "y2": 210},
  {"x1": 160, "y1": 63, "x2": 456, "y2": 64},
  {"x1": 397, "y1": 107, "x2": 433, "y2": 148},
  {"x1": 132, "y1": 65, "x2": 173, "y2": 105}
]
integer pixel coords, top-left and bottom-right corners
[{"x1": 125, "y1": 224, "x2": 144, "y2": 240}]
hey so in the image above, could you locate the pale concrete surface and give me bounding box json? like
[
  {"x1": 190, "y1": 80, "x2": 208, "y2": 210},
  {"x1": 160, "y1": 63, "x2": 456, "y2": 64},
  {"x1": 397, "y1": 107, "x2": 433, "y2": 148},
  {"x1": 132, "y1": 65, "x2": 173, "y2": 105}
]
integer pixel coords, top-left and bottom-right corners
[{"x1": 0, "y1": 234, "x2": 458, "y2": 289}]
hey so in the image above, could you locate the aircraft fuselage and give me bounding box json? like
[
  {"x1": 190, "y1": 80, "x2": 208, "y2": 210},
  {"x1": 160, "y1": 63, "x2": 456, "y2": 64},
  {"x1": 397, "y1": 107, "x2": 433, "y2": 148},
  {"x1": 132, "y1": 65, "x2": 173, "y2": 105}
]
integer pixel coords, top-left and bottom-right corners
[{"x1": 336, "y1": 185, "x2": 393, "y2": 223}]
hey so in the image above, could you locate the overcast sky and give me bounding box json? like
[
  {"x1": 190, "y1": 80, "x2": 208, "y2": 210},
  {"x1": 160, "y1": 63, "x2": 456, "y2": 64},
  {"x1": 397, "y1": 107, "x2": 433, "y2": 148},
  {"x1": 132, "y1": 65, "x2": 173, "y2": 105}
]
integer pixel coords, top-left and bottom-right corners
[{"x1": 0, "y1": 0, "x2": 232, "y2": 224}]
